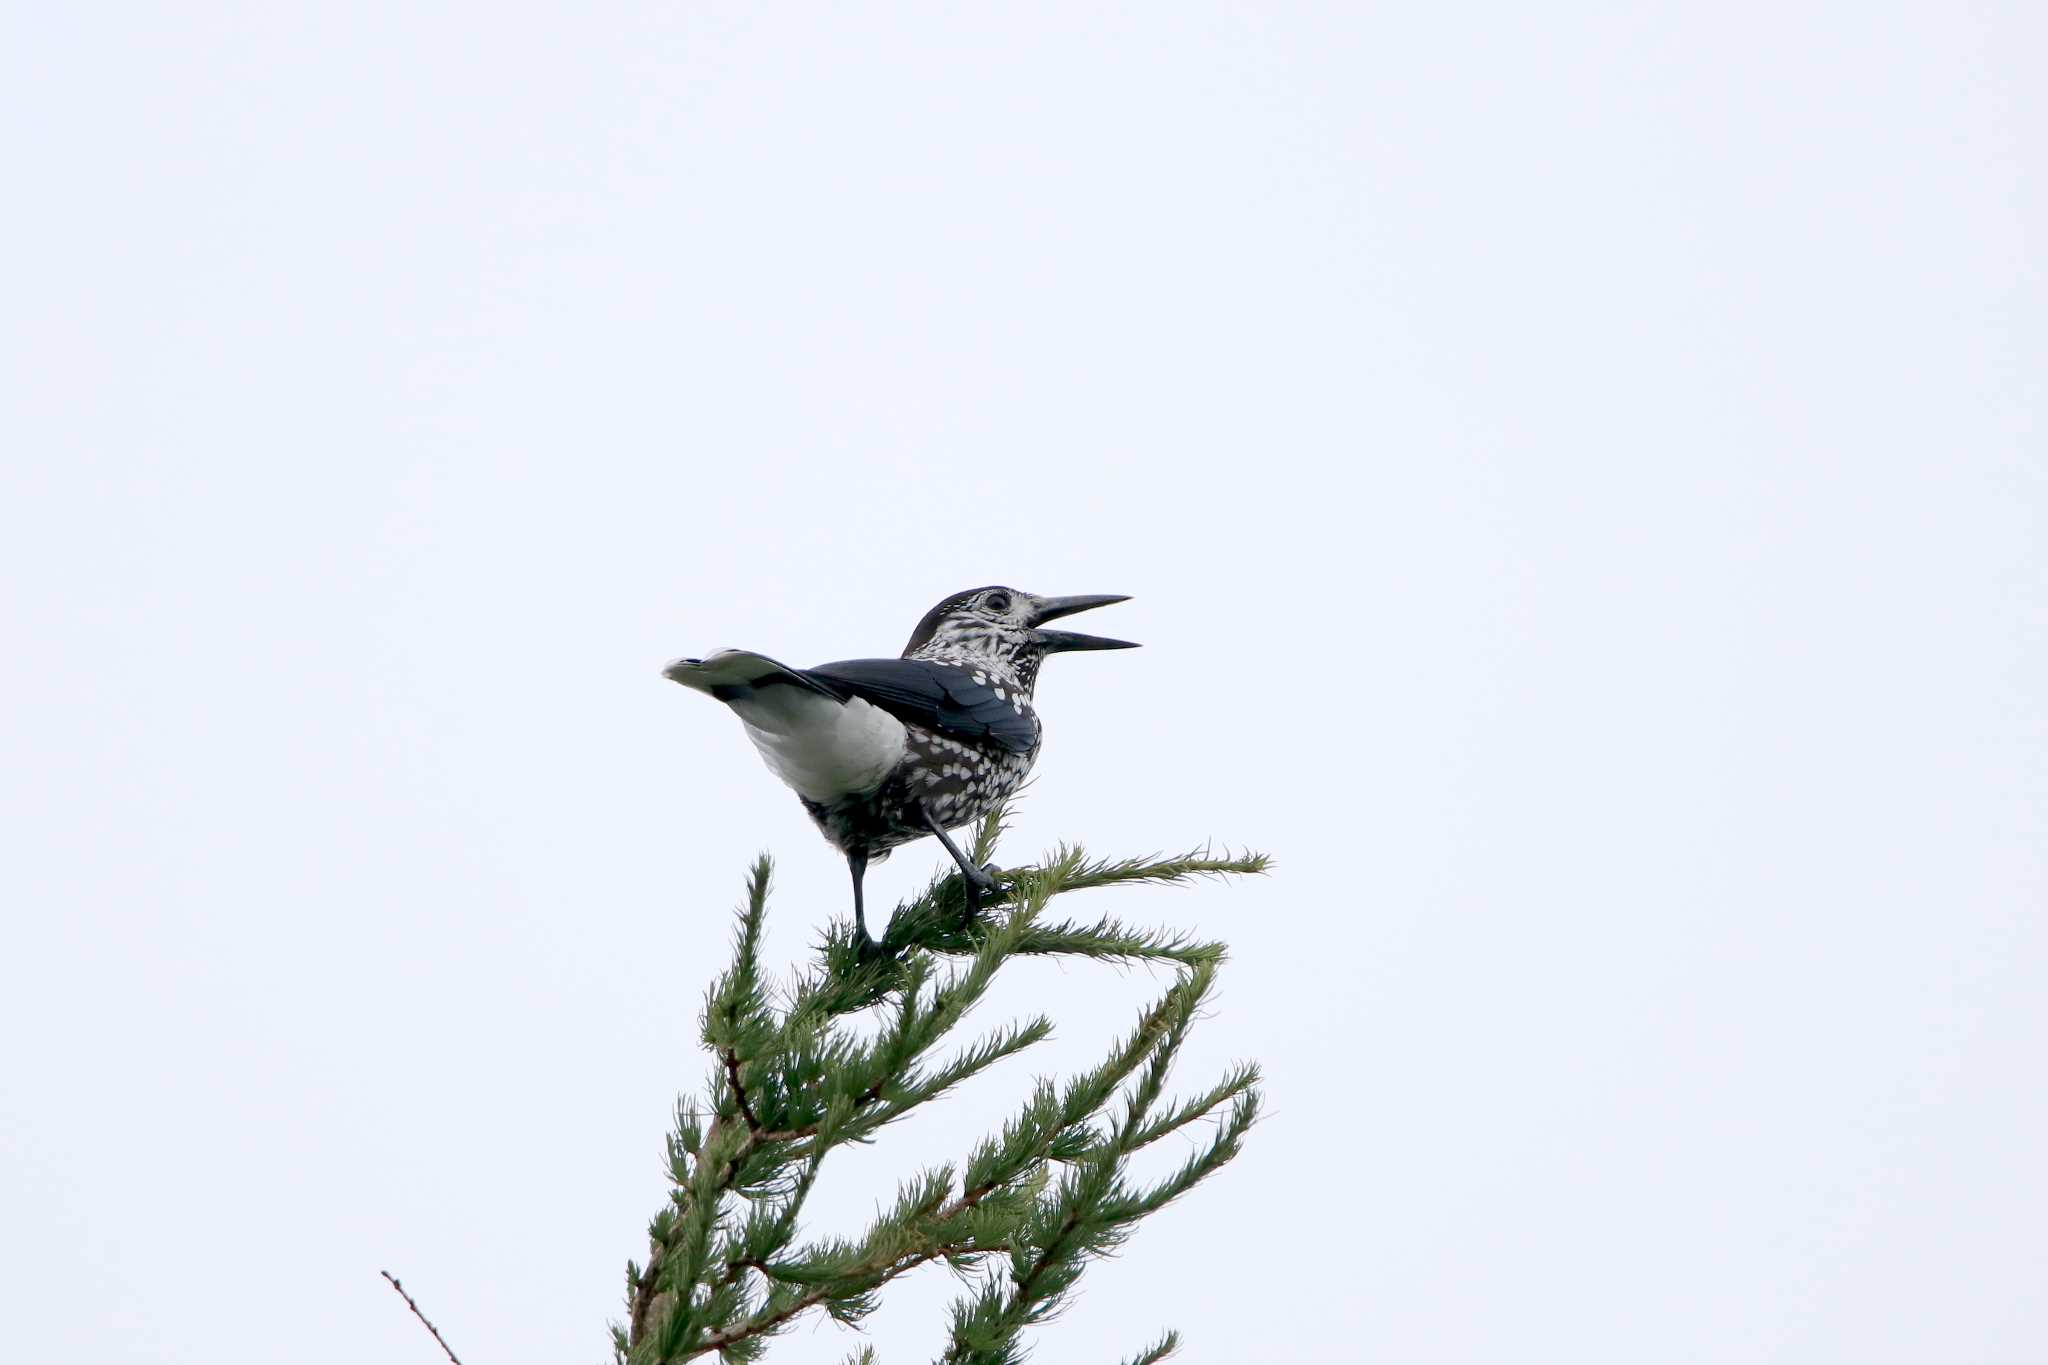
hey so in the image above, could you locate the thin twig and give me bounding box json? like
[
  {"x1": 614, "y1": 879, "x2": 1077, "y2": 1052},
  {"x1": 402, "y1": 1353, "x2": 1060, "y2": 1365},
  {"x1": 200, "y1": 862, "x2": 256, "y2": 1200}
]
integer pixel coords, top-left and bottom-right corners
[
  {"x1": 381, "y1": 1270, "x2": 465, "y2": 1365},
  {"x1": 725, "y1": 1043, "x2": 891, "y2": 1145},
  {"x1": 693, "y1": 1236, "x2": 987, "y2": 1355},
  {"x1": 723, "y1": 1047, "x2": 762, "y2": 1131},
  {"x1": 692, "y1": 1174, "x2": 1006, "y2": 1356}
]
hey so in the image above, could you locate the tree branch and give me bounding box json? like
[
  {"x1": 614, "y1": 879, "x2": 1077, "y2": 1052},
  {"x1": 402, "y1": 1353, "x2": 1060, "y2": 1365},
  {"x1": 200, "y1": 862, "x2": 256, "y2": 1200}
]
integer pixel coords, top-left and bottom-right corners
[
  {"x1": 380, "y1": 1271, "x2": 464, "y2": 1365},
  {"x1": 693, "y1": 1175, "x2": 1006, "y2": 1356},
  {"x1": 722, "y1": 1047, "x2": 762, "y2": 1132}
]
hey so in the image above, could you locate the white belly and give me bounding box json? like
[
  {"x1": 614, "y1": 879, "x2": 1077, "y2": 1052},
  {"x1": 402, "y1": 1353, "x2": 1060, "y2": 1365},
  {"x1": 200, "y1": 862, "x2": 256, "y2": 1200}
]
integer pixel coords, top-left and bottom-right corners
[{"x1": 728, "y1": 689, "x2": 908, "y2": 802}]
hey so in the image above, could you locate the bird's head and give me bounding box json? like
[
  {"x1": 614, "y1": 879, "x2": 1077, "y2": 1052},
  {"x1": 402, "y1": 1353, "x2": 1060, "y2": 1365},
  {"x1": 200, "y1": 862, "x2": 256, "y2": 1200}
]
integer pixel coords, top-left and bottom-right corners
[{"x1": 902, "y1": 587, "x2": 1136, "y2": 686}]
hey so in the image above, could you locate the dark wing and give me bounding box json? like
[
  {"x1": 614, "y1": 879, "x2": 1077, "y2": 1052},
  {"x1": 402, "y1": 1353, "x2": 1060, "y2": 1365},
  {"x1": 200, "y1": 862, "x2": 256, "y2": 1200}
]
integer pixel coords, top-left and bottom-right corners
[{"x1": 804, "y1": 658, "x2": 1039, "y2": 753}]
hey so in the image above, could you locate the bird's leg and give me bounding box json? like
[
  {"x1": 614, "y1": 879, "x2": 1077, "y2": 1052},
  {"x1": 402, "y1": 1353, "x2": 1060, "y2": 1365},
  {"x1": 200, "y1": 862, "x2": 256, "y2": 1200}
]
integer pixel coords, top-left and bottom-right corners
[
  {"x1": 847, "y1": 848, "x2": 882, "y2": 957},
  {"x1": 919, "y1": 805, "x2": 1002, "y2": 925}
]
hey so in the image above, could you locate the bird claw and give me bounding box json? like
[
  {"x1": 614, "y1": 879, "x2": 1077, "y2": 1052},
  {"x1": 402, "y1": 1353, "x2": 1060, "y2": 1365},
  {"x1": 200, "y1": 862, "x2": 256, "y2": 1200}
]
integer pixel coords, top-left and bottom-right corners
[
  {"x1": 852, "y1": 927, "x2": 893, "y2": 963},
  {"x1": 960, "y1": 863, "x2": 1005, "y2": 927}
]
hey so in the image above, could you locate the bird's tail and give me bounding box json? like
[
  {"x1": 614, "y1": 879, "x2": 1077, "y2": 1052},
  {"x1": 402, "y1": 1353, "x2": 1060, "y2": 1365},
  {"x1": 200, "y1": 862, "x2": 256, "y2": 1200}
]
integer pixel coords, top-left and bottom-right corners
[{"x1": 661, "y1": 649, "x2": 841, "y2": 702}]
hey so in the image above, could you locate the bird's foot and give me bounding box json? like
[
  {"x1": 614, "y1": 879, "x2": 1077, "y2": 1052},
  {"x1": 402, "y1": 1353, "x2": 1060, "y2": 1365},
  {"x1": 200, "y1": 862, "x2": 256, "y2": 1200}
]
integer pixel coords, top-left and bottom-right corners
[
  {"x1": 960, "y1": 863, "x2": 1005, "y2": 927},
  {"x1": 851, "y1": 926, "x2": 893, "y2": 963}
]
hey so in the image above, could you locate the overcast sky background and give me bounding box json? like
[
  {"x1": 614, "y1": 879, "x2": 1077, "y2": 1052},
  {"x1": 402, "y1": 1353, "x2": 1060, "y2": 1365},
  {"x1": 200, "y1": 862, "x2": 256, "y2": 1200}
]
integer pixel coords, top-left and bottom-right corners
[{"x1": 4, "y1": 3, "x2": 2044, "y2": 1361}]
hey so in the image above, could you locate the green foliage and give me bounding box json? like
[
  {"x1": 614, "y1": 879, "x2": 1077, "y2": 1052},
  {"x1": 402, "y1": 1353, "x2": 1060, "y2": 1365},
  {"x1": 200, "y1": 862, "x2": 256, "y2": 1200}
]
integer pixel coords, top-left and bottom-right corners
[{"x1": 616, "y1": 810, "x2": 1266, "y2": 1364}]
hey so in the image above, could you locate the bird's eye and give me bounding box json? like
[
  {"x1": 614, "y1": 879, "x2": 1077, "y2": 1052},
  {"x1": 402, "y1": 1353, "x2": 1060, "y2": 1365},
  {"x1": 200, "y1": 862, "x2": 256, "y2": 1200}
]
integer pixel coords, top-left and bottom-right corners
[{"x1": 985, "y1": 592, "x2": 1012, "y2": 614}]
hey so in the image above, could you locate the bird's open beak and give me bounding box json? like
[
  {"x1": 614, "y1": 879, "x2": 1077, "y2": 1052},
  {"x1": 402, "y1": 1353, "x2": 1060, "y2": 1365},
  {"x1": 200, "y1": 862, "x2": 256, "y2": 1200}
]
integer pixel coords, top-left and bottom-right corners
[{"x1": 1031, "y1": 594, "x2": 1139, "y2": 652}]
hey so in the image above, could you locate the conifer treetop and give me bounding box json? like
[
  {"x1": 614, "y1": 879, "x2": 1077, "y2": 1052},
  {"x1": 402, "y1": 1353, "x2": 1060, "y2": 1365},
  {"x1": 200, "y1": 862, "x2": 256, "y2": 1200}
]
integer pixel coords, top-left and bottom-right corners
[{"x1": 615, "y1": 810, "x2": 1268, "y2": 1365}]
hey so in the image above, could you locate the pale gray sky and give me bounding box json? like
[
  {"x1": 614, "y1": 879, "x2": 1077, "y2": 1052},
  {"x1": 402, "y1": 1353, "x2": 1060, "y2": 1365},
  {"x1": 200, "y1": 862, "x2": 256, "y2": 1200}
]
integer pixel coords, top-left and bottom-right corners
[{"x1": 3, "y1": 3, "x2": 2044, "y2": 1361}]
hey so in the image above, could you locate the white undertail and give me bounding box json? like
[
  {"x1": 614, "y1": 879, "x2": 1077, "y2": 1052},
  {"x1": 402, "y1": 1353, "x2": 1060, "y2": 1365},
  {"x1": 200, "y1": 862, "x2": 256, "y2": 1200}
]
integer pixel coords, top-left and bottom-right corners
[{"x1": 664, "y1": 649, "x2": 907, "y2": 803}]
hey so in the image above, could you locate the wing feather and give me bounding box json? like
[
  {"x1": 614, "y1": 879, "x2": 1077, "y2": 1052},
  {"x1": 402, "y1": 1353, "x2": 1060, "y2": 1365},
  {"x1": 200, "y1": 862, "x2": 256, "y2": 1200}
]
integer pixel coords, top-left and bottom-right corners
[{"x1": 804, "y1": 658, "x2": 1037, "y2": 753}]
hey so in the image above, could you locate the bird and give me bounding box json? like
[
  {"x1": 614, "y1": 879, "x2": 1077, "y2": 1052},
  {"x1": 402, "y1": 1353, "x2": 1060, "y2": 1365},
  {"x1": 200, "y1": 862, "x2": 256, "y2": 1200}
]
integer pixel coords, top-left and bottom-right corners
[{"x1": 662, "y1": 587, "x2": 1136, "y2": 951}]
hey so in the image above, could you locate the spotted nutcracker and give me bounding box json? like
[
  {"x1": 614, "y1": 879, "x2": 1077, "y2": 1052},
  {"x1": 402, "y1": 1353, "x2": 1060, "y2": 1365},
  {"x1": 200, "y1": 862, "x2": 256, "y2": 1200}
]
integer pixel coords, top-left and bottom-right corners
[{"x1": 662, "y1": 587, "x2": 1135, "y2": 950}]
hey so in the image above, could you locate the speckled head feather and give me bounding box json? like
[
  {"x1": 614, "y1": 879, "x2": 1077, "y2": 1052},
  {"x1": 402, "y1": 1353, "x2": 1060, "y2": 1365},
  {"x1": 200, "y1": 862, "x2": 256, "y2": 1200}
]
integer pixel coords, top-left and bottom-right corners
[
  {"x1": 900, "y1": 586, "x2": 1030, "y2": 656},
  {"x1": 900, "y1": 587, "x2": 1136, "y2": 693}
]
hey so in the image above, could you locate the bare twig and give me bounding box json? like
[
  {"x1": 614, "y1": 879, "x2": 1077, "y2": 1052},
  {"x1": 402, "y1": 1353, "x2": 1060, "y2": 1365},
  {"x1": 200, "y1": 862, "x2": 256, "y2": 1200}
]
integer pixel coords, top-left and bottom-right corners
[{"x1": 381, "y1": 1270, "x2": 465, "y2": 1365}]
